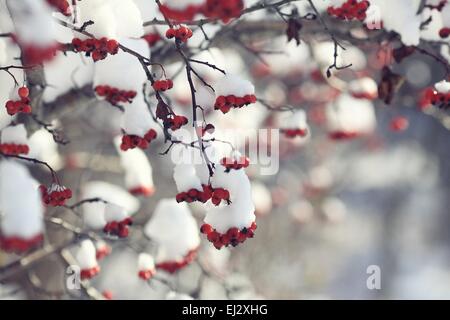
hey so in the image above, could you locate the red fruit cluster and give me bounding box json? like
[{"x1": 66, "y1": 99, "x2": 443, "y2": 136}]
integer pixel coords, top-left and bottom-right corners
[
  {"x1": 390, "y1": 117, "x2": 409, "y2": 132},
  {"x1": 96, "y1": 245, "x2": 111, "y2": 260},
  {"x1": 165, "y1": 26, "x2": 193, "y2": 42},
  {"x1": 327, "y1": 0, "x2": 370, "y2": 22},
  {"x1": 46, "y1": 0, "x2": 71, "y2": 16},
  {"x1": 21, "y1": 44, "x2": 60, "y2": 65},
  {"x1": 95, "y1": 85, "x2": 137, "y2": 104},
  {"x1": 439, "y1": 27, "x2": 450, "y2": 38},
  {"x1": 176, "y1": 185, "x2": 230, "y2": 206},
  {"x1": 80, "y1": 266, "x2": 100, "y2": 280},
  {"x1": 153, "y1": 79, "x2": 173, "y2": 92},
  {"x1": 156, "y1": 248, "x2": 198, "y2": 273},
  {"x1": 200, "y1": 222, "x2": 257, "y2": 250},
  {"x1": 176, "y1": 185, "x2": 213, "y2": 204},
  {"x1": 103, "y1": 217, "x2": 132, "y2": 238},
  {"x1": 203, "y1": 0, "x2": 244, "y2": 23},
  {"x1": 120, "y1": 129, "x2": 158, "y2": 151},
  {"x1": 0, "y1": 234, "x2": 43, "y2": 253},
  {"x1": 429, "y1": 90, "x2": 450, "y2": 109},
  {"x1": 0, "y1": 143, "x2": 29, "y2": 156},
  {"x1": 159, "y1": 4, "x2": 203, "y2": 21},
  {"x1": 129, "y1": 186, "x2": 155, "y2": 197},
  {"x1": 71, "y1": 38, "x2": 119, "y2": 62},
  {"x1": 280, "y1": 128, "x2": 308, "y2": 139},
  {"x1": 142, "y1": 33, "x2": 162, "y2": 47},
  {"x1": 220, "y1": 156, "x2": 250, "y2": 171},
  {"x1": 138, "y1": 269, "x2": 156, "y2": 281},
  {"x1": 5, "y1": 87, "x2": 32, "y2": 116},
  {"x1": 214, "y1": 94, "x2": 257, "y2": 114},
  {"x1": 166, "y1": 115, "x2": 188, "y2": 131},
  {"x1": 328, "y1": 131, "x2": 360, "y2": 140},
  {"x1": 419, "y1": 88, "x2": 434, "y2": 110},
  {"x1": 39, "y1": 184, "x2": 73, "y2": 206}
]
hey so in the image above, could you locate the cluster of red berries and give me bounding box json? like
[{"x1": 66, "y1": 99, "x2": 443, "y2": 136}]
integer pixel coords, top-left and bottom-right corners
[
  {"x1": 200, "y1": 222, "x2": 257, "y2": 250},
  {"x1": 214, "y1": 94, "x2": 257, "y2": 114},
  {"x1": 95, "y1": 85, "x2": 137, "y2": 105},
  {"x1": 153, "y1": 79, "x2": 174, "y2": 92},
  {"x1": 71, "y1": 38, "x2": 119, "y2": 62},
  {"x1": 103, "y1": 217, "x2": 132, "y2": 238},
  {"x1": 21, "y1": 44, "x2": 60, "y2": 65},
  {"x1": 39, "y1": 183, "x2": 73, "y2": 206},
  {"x1": 329, "y1": 131, "x2": 360, "y2": 140},
  {"x1": 5, "y1": 87, "x2": 32, "y2": 116},
  {"x1": 203, "y1": 0, "x2": 244, "y2": 23},
  {"x1": 389, "y1": 116, "x2": 409, "y2": 132},
  {"x1": 165, "y1": 115, "x2": 188, "y2": 131},
  {"x1": 280, "y1": 128, "x2": 308, "y2": 139},
  {"x1": 327, "y1": 0, "x2": 370, "y2": 22},
  {"x1": 0, "y1": 143, "x2": 29, "y2": 156},
  {"x1": 80, "y1": 265, "x2": 101, "y2": 280},
  {"x1": 429, "y1": 90, "x2": 450, "y2": 109},
  {"x1": 220, "y1": 155, "x2": 250, "y2": 171},
  {"x1": 156, "y1": 248, "x2": 198, "y2": 273},
  {"x1": 96, "y1": 245, "x2": 111, "y2": 260},
  {"x1": 142, "y1": 33, "x2": 162, "y2": 47},
  {"x1": 176, "y1": 185, "x2": 230, "y2": 206},
  {"x1": 419, "y1": 88, "x2": 434, "y2": 110},
  {"x1": 46, "y1": 0, "x2": 71, "y2": 16},
  {"x1": 129, "y1": 186, "x2": 155, "y2": 197},
  {"x1": 138, "y1": 269, "x2": 156, "y2": 281},
  {"x1": 159, "y1": 4, "x2": 203, "y2": 21},
  {"x1": 0, "y1": 234, "x2": 43, "y2": 253},
  {"x1": 120, "y1": 129, "x2": 158, "y2": 151},
  {"x1": 165, "y1": 26, "x2": 193, "y2": 43}
]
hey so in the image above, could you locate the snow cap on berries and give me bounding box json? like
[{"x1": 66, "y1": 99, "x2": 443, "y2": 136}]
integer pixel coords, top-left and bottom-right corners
[
  {"x1": 173, "y1": 163, "x2": 203, "y2": 193},
  {"x1": 81, "y1": 181, "x2": 140, "y2": 229},
  {"x1": 104, "y1": 203, "x2": 128, "y2": 223},
  {"x1": 76, "y1": 0, "x2": 118, "y2": 39},
  {"x1": 76, "y1": 239, "x2": 98, "y2": 269},
  {"x1": 434, "y1": 80, "x2": 450, "y2": 93},
  {"x1": 348, "y1": 77, "x2": 378, "y2": 100},
  {"x1": 121, "y1": 93, "x2": 158, "y2": 138},
  {"x1": 138, "y1": 253, "x2": 156, "y2": 275},
  {"x1": 94, "y1": 38, "x2": 149, "y2": 93},
  {"x1": 114, "y1": 136, "x2": 155, "y2": 196},
  {"x1": 8, "y1": 0, "x2": 57, "y2": 47},
  {"x1": 144, "y1": 199, "x2": 200, "y2": 263},
  {"x1": 28, "y1": 128, "x2": 63, "y2": 170},
  {"x1": 0, "y1": 161, "x2": 44, "y2": 241},
  {"x1": 1, "y1": 123, "x2": 28, "y2": 145},
  {"x1": 277, "y1": 109, "x2": 310, "y2": 140},
  {"x1": 215, "y1": 74, "x2": 255, "y2": 98},
  {"x1": 325, "y1": 94, "x2": 376, "y2": 138}
]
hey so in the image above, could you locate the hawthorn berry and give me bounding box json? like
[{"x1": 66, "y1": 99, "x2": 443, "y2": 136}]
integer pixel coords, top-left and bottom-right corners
[
  {"x1": 165, "y1": 26, "x2": 193, "y2": 42},
  {"x1": 46, "y1": 0, "x2": 71, "y2": 16},
  {"x1": 220, "y1": 154, "x2": 250, "y2": 171},
  {"x1": 280, "y1": 128, "x2": 308, "y2": 139},
  {"x1": 0, "y1": 234, "x2": 44, "y2": 253},
  {"x1": 153, "y1": 79, "x2": 174, "y2": 92},
  {"x1": 200, "y1": 222, "x2": 256, "y2": 250},
  {"x1": 0, "y1": 143, "x2": 30, "y2": 156},
  {"x1": 5, "y1": 86, "x2": 32, "y2": 116},
  {"x1": 327, "y1": 0, "x2": 371, "y2": 22},
  {"x1": 155, "y1": 248, "x2": 198, "y2": 273},
  {"x1": 120, "y1": 129, "x2": 158, "y2": 151},
  {"x1": 142, "y1": 33, "x2": 162, "y2": 47},
  {"x1": 72, "y1": 37, "x2": 119, "y2": 62},
  {"x1": 103, "y1": 217, "x2": 133, "y2": 238},
  {"x1": 95, "y1": 85, "x2": 137, "y2": 104},
  {"x1": 214, "y1": 94, "x2": 257, "y2": 114},
  {"x1": 159, "y1": 3, "x2": 203, "y2": 21},
  {"x1": 202, "y1": 0, "x2": 244, "y2": 23},
  {"x1": 39, "y1": 183, "x2": 73, "y2": 206}
]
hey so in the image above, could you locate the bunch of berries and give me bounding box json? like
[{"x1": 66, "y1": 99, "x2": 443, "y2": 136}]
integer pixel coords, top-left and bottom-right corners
[
  {"x1": 429, "y1": 90, "x2": 450, "y2": 109},
  {"x1": 80, "y1": 265, "x2": 101, "y2": 280},
  {"x1": 220, "y1": 155, "x2": 250, "y2": 171},
  {"x1": 5, "y1": 87, "x2": 32, "y2": 116},
  {"x1": 21, "y1": 44, "x2": 60, "y2": 65},
  {"x1": 200, "y1": 222, "x2": 257, "y2": 250},
  {"x1": 0, "y1": 143, "x2": 29, "y2": 156},
  {"x1": 0, "y1": 234, "x2": 44, "y2": 253},
  {"x1": 152, "y1": 79, "x2": 173, "y2": 92},
  {"x1": 214, "y1": 94, "x2": 257, "y2": 114},
  {"x1": 71, "y1": 38, "x2": 119, "y2": 62},
  {"x1": 46, "y1": 0, "x2": 71, "y2": 16},
  {"x1": 103, "y1": 217, "x2": 133, "y2": 238},
  {"x1": 138, "y1": 269, "x2": 156, "y2": 281},
  {"x1": 165, "y1": 114, "x2": 188, "y2": 131},
  {"x1": 155, "y1": 249, "x2": 198, "y2": 273},
  {"x1": 327, "y1": 0, "x2": 370, "y2": 21},
  {"x1": 159, "y1": 4, "x2": 203, "y2": 21},
  {"x1": 176, "y1": 184, "x2": 213, "y2": 204},
  {"x1": 95, "y1": 85, "x2": 137, "y2": 104},
  {"x1": 165, "y1": 26, "x2": 193, "y2": 43},
  {"x1": 280, "y1": 128, "x2": 308, "y2": 139},
  {"x1": 440, "y1": 27, "x2": 450, "y2": 38},
  {"x1": 211, "y1": 188, "x2": 231, "y2": 206},
  {"x1": 39, "y1": 183, "x2": 73, "y2": 206},
  {"x1": 120, "y1": 129, "x2": 158, "y2": 151},
  {"x1": 142, "y1": 33, "x2": 162, "y2": 47},
  {"x1": 202, "y1": 0, "x2": 244, "y2": 23}
]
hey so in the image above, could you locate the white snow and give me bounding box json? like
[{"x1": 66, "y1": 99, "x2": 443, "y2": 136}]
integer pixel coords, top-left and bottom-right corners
[
  {"x1": 215, "y1": 74, "x2": 255, "y2": 97},
  {"x1": 121, "y1": 93, "x2": 157, "y2": 137},
  {"x1": 104, "y1": 203, "x2": 128, "y2": 223},
  {"x1": 434, "y1": 80, "x2": 450, "y2": 93},
  {"x1": 138, "y1": 253, "x2": 155, "y2": 271},
  {"x1": 144, "y1": 199, "x2": 200, "y2": 263},
  {"x1": 0, "y1": 160, "x2": 44, "y2": 238},
  {"x1": 1, "y1": 124, "x2": 28, "y2": 145},
  {"x1": 173, "y1": 163, "x2": 203, "y2": 192},
  {"x1": 76, "y1": 239, "x2": 98, "y2": 269}
]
